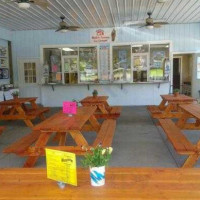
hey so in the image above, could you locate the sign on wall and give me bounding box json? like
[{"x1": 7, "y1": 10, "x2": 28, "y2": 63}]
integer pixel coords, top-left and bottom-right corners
[
  {"x1": 99, "y1": 44, "x2": 110, "y2": 81},
  {"x1": 90, "y1": 28, "x2": 117, "y2": 43}
]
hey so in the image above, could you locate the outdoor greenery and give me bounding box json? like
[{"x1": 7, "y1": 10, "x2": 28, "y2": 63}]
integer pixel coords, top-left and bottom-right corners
[{"x1": 81, "y1": 145, "x2": 113, "y2": 168}]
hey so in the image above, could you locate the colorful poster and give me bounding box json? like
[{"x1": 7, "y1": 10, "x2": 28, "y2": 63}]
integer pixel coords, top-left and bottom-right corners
[
  {"x1": 46, "y1": 149, "x2": 77, "y2": 186},
  {"x1": 63, "y1": 101, "x2": 77, "y2": 115},
  {"x1": 90, "y1": 28, "x2": 117, "y2": 43}
]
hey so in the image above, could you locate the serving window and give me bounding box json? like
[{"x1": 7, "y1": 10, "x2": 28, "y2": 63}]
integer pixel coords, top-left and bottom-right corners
[{"x1": 42, "y1": 42, "x2": 171, "y2": 85}]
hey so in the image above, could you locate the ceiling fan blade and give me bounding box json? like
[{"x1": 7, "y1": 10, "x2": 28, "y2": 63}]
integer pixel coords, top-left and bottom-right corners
[
  {"x1": 67, "y1": 26, "x2": 80, "y2": 31},
  {"x1": 30, "y1": 0, "x2": 48, "y2": 9},
  {"x1": 154, "y1": 22, "x2": 168, "y2": 25},
  {"x1": 139, "y1": 25, "x2": 147, "y2": 28},
  {"x1": 154, "y1": 24, "x2": 161, "y2": 28},
  {"x1": 1, "y1": 0, "x2": 16, "y2": 3},
  {"x1": 124, "y1": 20, "x2": 144, "y2": 26},
  {"x1": 55, "y1": 28, "x2": 62, "y2": 32}
]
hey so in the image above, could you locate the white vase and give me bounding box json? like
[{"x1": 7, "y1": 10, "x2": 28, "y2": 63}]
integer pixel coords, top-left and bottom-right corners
[{"x1": 89, "y1": 166, "x2": 105, "y2": 186}]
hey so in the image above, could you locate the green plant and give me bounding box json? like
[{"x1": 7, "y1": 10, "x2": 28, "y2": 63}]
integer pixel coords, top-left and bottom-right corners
[
  {"x1": 173, "y1": 88, "x2": 180, "y2": 93},
  {"x1": 11, "y1": 91, "x2": 19, "y2": 97},
  {"x1": 92, "y1": 89, "x2": 98, "y2": 96},
  {"x1": 81, "y1": 145, "x2": 113, "y2": 168}
]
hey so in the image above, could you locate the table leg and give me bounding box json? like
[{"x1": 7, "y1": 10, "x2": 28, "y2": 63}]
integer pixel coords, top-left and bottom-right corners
[
  {"x1": 98, "y1": 105, "x2": 109, "y2": 114},
  {"x1": 15, "y1": 106, "x2": 34, "y2": 128},
  {"x1": 176, "y1": 113, "x2": 189, "y2": 129},
  {"x1": 38, "y1": 113, "x2": 46, "y2": 121},
  {"x1": 30, "y1": 100, "x2": 38, "y2": 110},
  {"x1": 69, "y1": 130, "x2": 88, "y2": 146},
  {"x1": 89, "y1": 115, "x2": 101, "y2": 132},
  {"x1": 158, "y1": 100, "x2": 167, "y2": 111},
  {"x1": 59, "y1": 132, "x2": 67, "y2": 146},
  {"x1": 23, "y1": 132, "x2": 51, "y2": 168}
]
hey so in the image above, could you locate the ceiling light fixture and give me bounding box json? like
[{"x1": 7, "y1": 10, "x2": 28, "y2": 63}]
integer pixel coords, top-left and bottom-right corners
[
  {"x1": 146, "y1": 25, "x2": 154, "y2": 29},
  {"x1": 18, "y1": 2, "x2": 30, "y2": 9},
  {"x1": 62, "y1": 48, "x2": 74, "y2": 51}
]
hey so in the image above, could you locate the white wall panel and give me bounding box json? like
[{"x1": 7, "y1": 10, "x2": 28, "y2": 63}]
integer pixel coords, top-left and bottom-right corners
[{"x1": 9, "y1": 23, "x2": 200, "y2": 106}]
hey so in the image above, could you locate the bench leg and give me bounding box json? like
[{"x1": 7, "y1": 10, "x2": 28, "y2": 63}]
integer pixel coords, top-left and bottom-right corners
[
  {"x1": 39, "y1": 113, "x2": 46, "y2": 121},
  {"x1": 24, "y1": 119, "x2": 34, "y2": 128},
  {"x1": 69, "y1": 130, "x2": 88, "y2": 146},
  {"x1": 59, "y1": 132, "x2": 67, "y2": 146},
  {"x1": 182, "y1": 154, "x2": 199, "y2": 168},
  {"x1": 23, "y1": 132, "x2": 51, "y2": 168},
  {"x1": 89, "y1": 115, "x2": 101, "y2": 132}
]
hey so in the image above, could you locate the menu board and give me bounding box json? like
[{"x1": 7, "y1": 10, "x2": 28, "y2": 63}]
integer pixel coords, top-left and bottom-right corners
[
  {"x1": 99, "y1": 44, "x2": 110, "y2": 81},
  {"x1": 46, "y1": 149, "x2": 77, "y2": 186}
]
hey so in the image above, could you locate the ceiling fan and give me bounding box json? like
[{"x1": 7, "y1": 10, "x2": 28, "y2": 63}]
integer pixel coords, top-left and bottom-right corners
[
  {"x1": 3, "y1": 0, "x2": 49, "y2": 9},
  {"x1": 124, "y1": 12, "x2": 168, "y2": 29},
  {"x1": 55, "y1": 16, "x2": 80, "y2": 33}
]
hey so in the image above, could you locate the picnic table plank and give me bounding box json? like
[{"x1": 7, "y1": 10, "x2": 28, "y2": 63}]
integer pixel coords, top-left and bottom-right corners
[
  {"x1": 1, "y1": 168, "x2": 200, "y2": 199},
  {"x1": 159, "y1": 119, "x2": 200, "y2": 168},
  {"x1": 34, "y1": 107, "x2": 96, "y2": 132},
  {"x1": 148, "y1": 94, "x2": 196, "y2": 119},
  {"x1": 80, "y1": 96, "x2": 121, "y2": 119},
  {"x1": 177, "y1": 104, "x2": 200, "y2": 130},
  {"x1": 0, "y1": 97, "x2": 49, "y2": 128},
  {"x1": 4, "y1": 106, "x2": 117, "y2": 167}
]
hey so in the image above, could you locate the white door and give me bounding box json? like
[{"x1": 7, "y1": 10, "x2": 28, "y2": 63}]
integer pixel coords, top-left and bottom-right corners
[{"x1": 18, "y1": 59, "x2": 41, "y2": 103}]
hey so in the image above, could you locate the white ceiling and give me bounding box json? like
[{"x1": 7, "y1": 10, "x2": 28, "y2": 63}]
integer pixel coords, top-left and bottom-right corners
[{"x1": 0, "y1": 0, "x2": 200, "y2": 31}]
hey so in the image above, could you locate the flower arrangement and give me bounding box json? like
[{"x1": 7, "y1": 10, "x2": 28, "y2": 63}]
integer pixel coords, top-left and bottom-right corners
[
  {"x1": 11, "y1": 91, "x2": 19, "y2": 98},
  {"x1": 81, "y1": 145, "x2": 113, "y2": 168}
]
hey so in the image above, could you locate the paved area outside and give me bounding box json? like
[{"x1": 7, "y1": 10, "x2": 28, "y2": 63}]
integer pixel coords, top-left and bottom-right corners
[{"x1": 0, "y1": 106, "x2": 199, "y2": 168}]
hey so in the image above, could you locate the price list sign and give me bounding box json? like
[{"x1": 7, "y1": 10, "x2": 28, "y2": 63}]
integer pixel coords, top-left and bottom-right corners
[{"x1": 46, "y1": 149, "x2": 77, "y2": 186}]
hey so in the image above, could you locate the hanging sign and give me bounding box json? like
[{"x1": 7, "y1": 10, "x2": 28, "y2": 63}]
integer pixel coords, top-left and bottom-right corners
[
  {"x1": 46, "y1": 149, "x2": 77, "y2": 186},
  {"x1": 90, "y1": 28, "x2": 117, "y2": 43}
]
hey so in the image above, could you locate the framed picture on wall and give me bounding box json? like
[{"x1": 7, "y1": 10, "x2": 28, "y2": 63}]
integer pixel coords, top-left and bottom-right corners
[{"x1": 0, "y1": 68, "x2": 9, "y2": 79}]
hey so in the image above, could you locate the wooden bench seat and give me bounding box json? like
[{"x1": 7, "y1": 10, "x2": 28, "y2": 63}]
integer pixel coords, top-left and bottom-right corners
[
  {"x1": 159, "y1": 119, "x2": 199, "y2": 168},
  {"x1": 93, "y1": 119, "x2": 116, "y2": 147},
  {"x1": 110, "y1": 106, "x2": 122, "y2": 114},
  {"x1": 3, "y1": 131, "x2": 41, "y2": 155},
  {"x1": 95, "y1": 106, "x2": 121, "y2": 119},
  {"x1": 147, "y1": 105, "x2": 162, "y2": 114},
  {"x1": 26, "y1": 107, "x2": 49, "y2": 116}
]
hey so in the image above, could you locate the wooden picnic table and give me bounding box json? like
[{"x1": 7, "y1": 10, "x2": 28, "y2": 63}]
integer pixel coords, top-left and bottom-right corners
[
  {"x1": 1, "y1": 167, "x2": 200, "y2": 199},
  {"x1": 148, "y1": 94, "x2": 195, "y2": 119},
  {"x1": 0, "y1": 97, "x2": 49, "y2": 128},
  {"x1": 80, "y1": 96, "x2": 121, "y2": 119},
  {"x1": 176, "y1": 104, "x2": 200, "y2": 130},
  {"x1": 4, "y1": 106, "x2": 116, "y2": 168}
]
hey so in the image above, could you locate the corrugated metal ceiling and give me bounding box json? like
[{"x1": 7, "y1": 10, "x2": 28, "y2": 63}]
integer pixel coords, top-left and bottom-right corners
[{"x1": 0, "y1": 0, "x2": 200, "y2": 31}]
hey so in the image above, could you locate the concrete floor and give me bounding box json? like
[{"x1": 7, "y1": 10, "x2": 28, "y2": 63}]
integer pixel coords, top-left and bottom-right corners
[{"x1": 0, "y1": 106, "x2": 200, "y2": 168}]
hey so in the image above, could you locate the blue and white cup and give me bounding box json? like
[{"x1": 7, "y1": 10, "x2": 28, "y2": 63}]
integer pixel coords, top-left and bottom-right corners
[{"x1": 90, "y1": 166, "x2": 105, "y2": 186}]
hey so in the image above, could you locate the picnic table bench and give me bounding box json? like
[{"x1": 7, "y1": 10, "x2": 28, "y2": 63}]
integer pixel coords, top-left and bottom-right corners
[
  {"x1": 80, "y1": 96, "x2": 121, "y2": 119},
  {"x1": 176, "y1": 104, "x2": 200, "y2": 130},
  {"x1": 148, "y1": 94, "x2": 195, "y2": 119},
  {"x1": 1, "y1": 168, "x2": 200, "y2": 199},
  {"x1": 159, "y1": 119, "x2": 199, "y2": 168},
  {"x1": 4, "y1": 106, "x2": 116, "y2": 168},
  {"x1": 0, "y1": 97, "x2": 49, "y2": 128}
]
